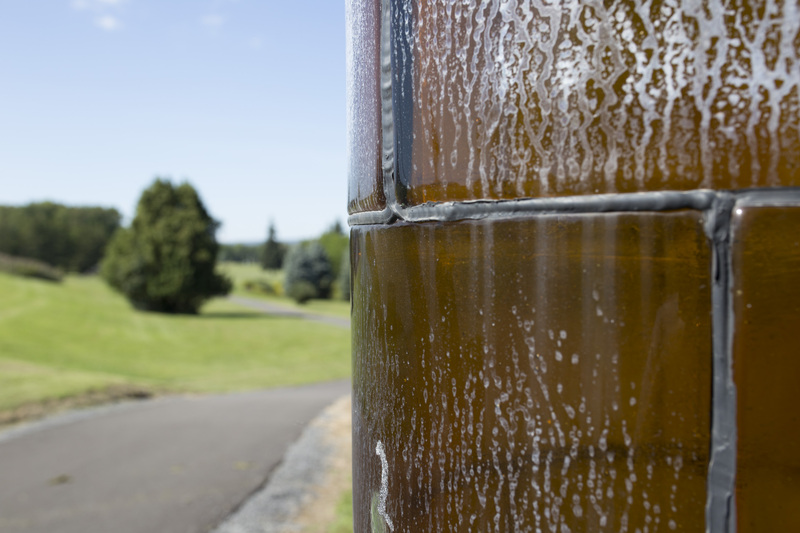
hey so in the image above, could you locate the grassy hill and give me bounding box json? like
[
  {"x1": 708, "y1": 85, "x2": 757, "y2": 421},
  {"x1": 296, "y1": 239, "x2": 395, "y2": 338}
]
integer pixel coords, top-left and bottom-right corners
[{"x1": 0, "y1": 272, "x2": 351, "y2": 414}]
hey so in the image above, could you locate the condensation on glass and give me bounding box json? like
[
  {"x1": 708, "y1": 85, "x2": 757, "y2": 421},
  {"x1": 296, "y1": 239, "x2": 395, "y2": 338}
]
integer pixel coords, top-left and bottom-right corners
[
  {"x1": 352, "y1": 214, "x2": 712, "y2": 531},
  {"x1": 346, "y1": 0, "x2": 385, "y2": 213},
  {"x1": 389, "y1": 0, "x2": 800, "y2": 205},
  {"x1": 347, "y1": 0, "x2": 800, "y2": 531}
]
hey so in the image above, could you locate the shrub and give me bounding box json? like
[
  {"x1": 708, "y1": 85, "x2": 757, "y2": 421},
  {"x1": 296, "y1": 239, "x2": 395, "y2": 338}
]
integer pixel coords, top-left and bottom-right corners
[
  {"x1": 101, "y1": 179, "x2": 231, "y2": 314},
  {"x1": 0, "y1": 253, "x2": 63, "y2": 282},
  {"x1": 287, "y1": 280, "x2": 317, "y2": 304},
  {"x1": 243, "y1": 279, "x2": 278, "y2": 296},
  {"x1": 283, "y1": 242, "x2": 334, "y2": 302}
]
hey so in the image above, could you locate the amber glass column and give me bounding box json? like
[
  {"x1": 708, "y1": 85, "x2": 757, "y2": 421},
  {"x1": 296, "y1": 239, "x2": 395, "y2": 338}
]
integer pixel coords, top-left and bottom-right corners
[{"x1": 347, "y1": 0, "x2": 800, "y2": 531}]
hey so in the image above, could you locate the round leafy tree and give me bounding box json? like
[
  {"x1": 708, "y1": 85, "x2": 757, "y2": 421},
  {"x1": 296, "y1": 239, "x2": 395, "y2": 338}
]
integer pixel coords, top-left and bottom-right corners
[{"x1": 101, "y1": 179, "x2": 231, "y2": 314}]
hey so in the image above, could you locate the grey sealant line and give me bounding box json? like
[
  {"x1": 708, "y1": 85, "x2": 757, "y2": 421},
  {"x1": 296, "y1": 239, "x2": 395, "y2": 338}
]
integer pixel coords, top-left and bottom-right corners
[
  {"x1": 348, "y1": 187, "x2": 800, "y2": 227},
  {"x1": 706, "y1": 192, "x2": 738, "y2": 533},
  {"x1": 348, "y1": 3, "x2": 799, "y2": 531},
  {"x1": 348, "y1": 187, "x2": 800, "y2": 533},
  {"x1": 706, "y1": 188, "x2": 800, "y2": 533},
  {"x1": 348, "y1": 189, "x2": 716, "y2": 226}
]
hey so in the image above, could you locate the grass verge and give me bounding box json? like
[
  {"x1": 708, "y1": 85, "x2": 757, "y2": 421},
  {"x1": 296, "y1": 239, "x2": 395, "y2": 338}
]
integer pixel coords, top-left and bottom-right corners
[{"x1": 328, "y1": 486, "x2": 354, "y2": 533}]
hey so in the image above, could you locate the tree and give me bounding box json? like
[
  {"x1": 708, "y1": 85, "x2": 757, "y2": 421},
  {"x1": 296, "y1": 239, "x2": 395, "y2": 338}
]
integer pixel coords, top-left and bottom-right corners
[
  {"x1": 219, "y1": 243, "x2": 261, "y2": 263},
  {"x1": 318, "y1": 220, "x2": 349, "y2": 279},
  {"x1": 101, "y1": 179, "x2": 231, "y2": 314},
  {"x1": 283, "y1": 242, "x2": 334, "y2": 303},
  {"x1": 0, "y1": 203, "x2": 121, "y2": 272},
  {"x1": 261, "y1": 222, "x2": 286, "y2": 270}
]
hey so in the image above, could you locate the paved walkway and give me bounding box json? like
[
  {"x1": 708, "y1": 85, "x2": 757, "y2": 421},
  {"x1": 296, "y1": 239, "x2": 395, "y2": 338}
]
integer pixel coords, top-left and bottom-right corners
[
  {"x1": 212, "y1": 395, "x2": 352, "y2": 533},
  {"x1": 0, "y1": 380, "x2": 350, "y2": 533},
  {"x1": 227, "y1": 296, "x2": 350, "y2": 329}
]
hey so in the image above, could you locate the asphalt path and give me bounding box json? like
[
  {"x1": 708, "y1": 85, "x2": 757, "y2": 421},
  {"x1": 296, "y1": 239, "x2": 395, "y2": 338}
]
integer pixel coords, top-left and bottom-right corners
[{"x1": 0, "y1": 379, "x2": 350, "y2": 533}]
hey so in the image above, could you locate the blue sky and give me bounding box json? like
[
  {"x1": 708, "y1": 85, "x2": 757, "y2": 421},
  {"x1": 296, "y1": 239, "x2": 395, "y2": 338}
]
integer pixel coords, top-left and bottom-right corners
[{"x1": 0, "y1": 0, "x2": 347, "y2": 243}]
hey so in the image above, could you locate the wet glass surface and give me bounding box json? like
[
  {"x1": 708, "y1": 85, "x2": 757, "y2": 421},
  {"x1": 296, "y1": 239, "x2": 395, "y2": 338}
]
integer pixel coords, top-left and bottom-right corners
[
  {"x1": 352, "y1": 212, "x2": 712, "y2": 531},
  {"x1": 391, "y1": 0, "x2": 800, "y2": 205},
  {"x1": 346, "y1": 0, "x2": 385, "y2": 214},
  {"x1": 731, "y1": 204, "x2": 800, "y2": 533}
]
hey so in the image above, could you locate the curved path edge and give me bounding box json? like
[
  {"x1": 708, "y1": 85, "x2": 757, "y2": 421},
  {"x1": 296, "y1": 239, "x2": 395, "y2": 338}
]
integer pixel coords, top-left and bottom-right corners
[
  {"x1": 211, "y1": 394, "x2": 352, "y2": 533},
  {"x1": 0, "y1": 380, "x2": 350, "y2": 533}
]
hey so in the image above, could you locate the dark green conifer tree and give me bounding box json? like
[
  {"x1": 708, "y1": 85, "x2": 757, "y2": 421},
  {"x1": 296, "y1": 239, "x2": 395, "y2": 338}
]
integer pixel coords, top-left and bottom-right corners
[
  {"x1": 101, "y1": 179, "x2": 231, "y2": 314},
  {"x1": 261, "y1": 222, "x2": 285, "y2": 270}
]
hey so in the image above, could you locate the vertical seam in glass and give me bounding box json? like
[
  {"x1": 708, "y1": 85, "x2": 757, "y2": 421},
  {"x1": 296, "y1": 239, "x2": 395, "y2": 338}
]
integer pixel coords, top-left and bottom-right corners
[
  {"x1": 348, "y1": 183, "x2": 798, "y2": 529},
  {"x1": 388, "y1": 0, "x2": 413, "y2": 207},
  {"x1": 706, "y1": 193, "x2": 737, "y2": 533},
  {"x1": 380, "y1": 0, "x2": 396, "y2": 212}
]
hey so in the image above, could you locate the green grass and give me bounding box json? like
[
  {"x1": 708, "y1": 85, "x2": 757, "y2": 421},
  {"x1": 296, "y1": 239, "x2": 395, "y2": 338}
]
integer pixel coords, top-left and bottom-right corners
[
  {"x1": 328, "y1": 485, "x2": 354, "y2": 533},
  {"x1": 220, "y1": 261, "x2": 284, "y2": 290},
  {"x1": 219, "y1": 262, "x2": 351, "y2": 319},
  {"x1": 0, "y1": 272, "x2": 351, "y2": 411}
]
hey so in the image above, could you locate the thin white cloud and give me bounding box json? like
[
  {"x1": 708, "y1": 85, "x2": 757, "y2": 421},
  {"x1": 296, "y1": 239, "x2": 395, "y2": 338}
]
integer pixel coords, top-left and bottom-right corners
[
  {"x1": 201, "y1": 14, "x2": 225, "y2": 28},
  {"x1": 71, "y1": 0, "x2": 128, "y2": 31},
  {"x1": 95, "y1": 15, "x2": 121, "y2": 31}
]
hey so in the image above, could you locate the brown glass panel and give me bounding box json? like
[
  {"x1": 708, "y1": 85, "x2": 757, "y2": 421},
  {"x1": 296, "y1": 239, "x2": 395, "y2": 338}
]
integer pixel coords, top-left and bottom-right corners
[
  {"x1": 400, "y1": 0, "x2": 800, "y2": 204},
  {"x1": 352, "y1": 212, "x2": 712, "y2": 531},
  {"x1": 732, "y1": 204, "x2": 800, "y2": 533},
  {"x1": 346, "y1": 0, "x2": 385, "y2": 214}
]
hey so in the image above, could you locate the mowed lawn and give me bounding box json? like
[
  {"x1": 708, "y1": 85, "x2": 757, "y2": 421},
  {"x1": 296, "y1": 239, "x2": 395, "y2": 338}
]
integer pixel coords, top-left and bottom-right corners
[
  {"x1": 219, "y1": 261, "x2": 351, "y2": 319},
  {"x1": 0, "y1": 272, "x2": 351, "y2": 411}
]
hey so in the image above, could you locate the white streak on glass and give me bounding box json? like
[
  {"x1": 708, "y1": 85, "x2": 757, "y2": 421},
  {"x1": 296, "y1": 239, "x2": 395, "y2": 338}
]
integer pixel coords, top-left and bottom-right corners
[{"x1": 375, "y1": 440, "x2": 395, "y2": 531}]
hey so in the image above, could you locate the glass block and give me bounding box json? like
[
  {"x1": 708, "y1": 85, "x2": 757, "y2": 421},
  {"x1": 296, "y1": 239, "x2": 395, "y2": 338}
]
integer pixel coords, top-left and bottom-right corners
[
  {"x1": 352, "y1": 212, "x2": 712, "y2": 532},
  {"x1": 731, "y1": 204, "x2": 800, "y2": 533},
  {"x1": 392, "y1": 0, "x2": 800, "y2": 205},
  {"x1": 346, "y1": 0, "x2": 385, "y2": 214}
]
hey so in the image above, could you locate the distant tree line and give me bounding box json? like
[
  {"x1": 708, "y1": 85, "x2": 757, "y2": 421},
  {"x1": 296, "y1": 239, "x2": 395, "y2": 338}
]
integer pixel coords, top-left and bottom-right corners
[
  {"x1": 218, "y1": 223, "x2": 288, "y2": 269},
  {"x1": 0, "y1": 202, "x2": 120, "y2": 272},
  {"x1": 0, "y1": 185, "x2": 349, "y2": 310},
  {"x1": 218, "y1": 244, "x2": 261, "y2": 263}
]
